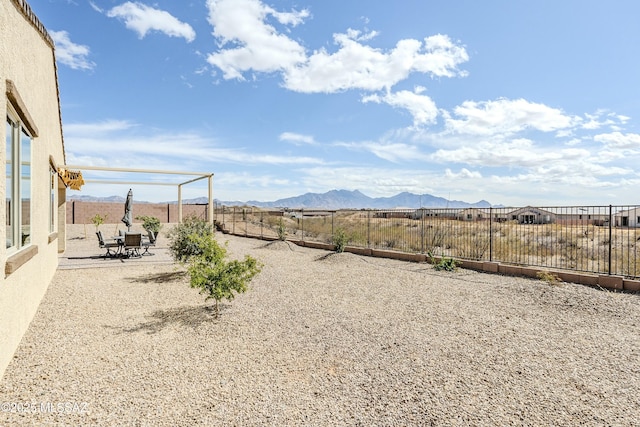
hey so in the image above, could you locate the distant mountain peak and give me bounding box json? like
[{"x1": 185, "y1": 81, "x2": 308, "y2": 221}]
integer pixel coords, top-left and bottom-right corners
[
  {"x1": 242, "y1": 189, "x2": 493, "y2": 209},
  {"x1": 69, "y1": 189, "x2": 495, "y2": 210}
]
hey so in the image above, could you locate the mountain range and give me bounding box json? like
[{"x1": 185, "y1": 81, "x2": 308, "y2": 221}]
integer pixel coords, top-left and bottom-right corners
[{"x1": 69, "y1": 189, "x2": 493, "y2": 209}]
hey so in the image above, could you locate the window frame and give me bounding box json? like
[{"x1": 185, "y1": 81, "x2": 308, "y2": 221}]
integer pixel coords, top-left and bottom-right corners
[
  {"x1": 6, "y1": 104, "x2": 33, "y2": 252},
  {"x1": 49, "y1": 163, "x2": 57, "y2": 234}
]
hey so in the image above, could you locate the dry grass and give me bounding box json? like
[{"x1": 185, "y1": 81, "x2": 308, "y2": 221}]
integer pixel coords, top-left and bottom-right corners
[{"x1": 221, "y1": 209, "x2": 640, "y2": 278}]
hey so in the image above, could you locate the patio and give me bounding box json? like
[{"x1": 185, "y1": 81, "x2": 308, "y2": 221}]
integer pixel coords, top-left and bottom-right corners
[{"x1": 58, "y1": 224, "x2": 174, "y2": 269}]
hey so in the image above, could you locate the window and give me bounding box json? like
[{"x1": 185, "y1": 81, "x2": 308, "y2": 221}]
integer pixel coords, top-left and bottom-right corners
[
  {"x1": 49, "y1": 164, "x2": 56, "y2": 233},
  {"x1": 6, "y1": 110, "x2": 32, "y2": 250},
  {"x1": 5, "y1": 118, "x2": 13, "y2": 247}
]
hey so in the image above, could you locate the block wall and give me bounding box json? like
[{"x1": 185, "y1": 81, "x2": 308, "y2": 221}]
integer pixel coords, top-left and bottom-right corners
[{"x1": 67, "y1": 201, "x2": 209, "y2": 225}]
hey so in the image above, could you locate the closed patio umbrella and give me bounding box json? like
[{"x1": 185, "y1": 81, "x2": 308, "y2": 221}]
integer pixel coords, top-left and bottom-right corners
[{"x1": 122, "y1": 189, "x2": 133, "y2": 231}]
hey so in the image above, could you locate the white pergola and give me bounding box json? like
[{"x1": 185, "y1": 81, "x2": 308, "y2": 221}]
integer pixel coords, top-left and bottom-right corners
[{"x1": 61, "y1": 165, "x2": 214, "y2": 224}]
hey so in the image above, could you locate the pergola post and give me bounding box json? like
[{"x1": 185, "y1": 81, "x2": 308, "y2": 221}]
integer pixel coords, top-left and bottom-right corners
[
  {"x1": 208, "y1": 175, "x2": 214, "y2": 225},
  {"x1": 178, "y1": 184, "x2": 183, "y2": 223}
]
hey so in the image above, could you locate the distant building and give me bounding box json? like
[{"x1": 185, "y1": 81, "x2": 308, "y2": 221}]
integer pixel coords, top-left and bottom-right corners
[
  {"x1": 1, "y1": 0, "x2": 68, "y2": 379},
  {"x1": 411, "y1": 208, "x2": 460, "y2": 220},
  {"x1": 614, "y1": 207, "x2": 640, "y2": 227},
  {"x1": 457, "y1": 208, "x2": 491, "y2": 221},
  {"x1": 506, "y1": 207, "x2": 556, "y2": 224}
]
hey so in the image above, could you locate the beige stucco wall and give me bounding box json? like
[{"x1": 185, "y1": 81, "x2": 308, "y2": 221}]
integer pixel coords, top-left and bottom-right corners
[{"x1": 0, "y1": 0, "x2": 66, "y2": 380}]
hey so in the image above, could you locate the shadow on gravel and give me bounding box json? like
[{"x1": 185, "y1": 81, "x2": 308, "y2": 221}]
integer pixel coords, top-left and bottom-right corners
[
  {"x1": 110, "y1": 304, "x2": 225, "y2": 334},
  {"x1": 315, "y1": 252, "x2": 363, "y2": 263},
  {"x1": 129, "y1": 271, "x2": 188, "y2": 284},
  {"x1": 258, "y1": 240, "x2": 296, "y2": 251}
]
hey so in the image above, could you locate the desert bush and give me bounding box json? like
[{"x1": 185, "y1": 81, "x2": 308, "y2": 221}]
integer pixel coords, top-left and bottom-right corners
[
  {"x1": 91, "y1": 213, "x2": 107, "y2": 231},
  {"x1": 167, "y1": 216, "x2": 214, "y2": 263},
  {"x1": 276, "y1": 219, "x2": 287, "y2": 241},
  {"x1": 429, "y1": 253, "x2": 459, "y2": 272},
  {"x1": 537, "y1": 271, "x2": 562, "y2": 286},
  {"x1": 333, "y1": 228, "x2": 348, "y2": 253},
  {"x1": 136, "y1": 215, "x2": 162, "y2": 234},
  {"x1": 423, "y1": 223, "x2": 447, "y2": 253},
  {"x1": 187, "y1": 234, "x2": 262, "y2": 318}
]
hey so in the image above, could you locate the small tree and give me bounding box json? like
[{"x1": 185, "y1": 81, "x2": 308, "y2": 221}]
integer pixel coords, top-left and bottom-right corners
[
  {"x1": 167, "y1": 216, "x2": 214, "y2": 263},
  {"x1": 187, "y1": 234, "x2": 261, "y2": 318},
  {"x1": 276, "y1": 219, "x2": 287, "y2": 241},
  {"x1": 91, "y1": 213, "x2": 107, "y2": 231},
  {"x1": 167, "y1": 217, "x2": 262, "y2": 318},
  {"x1": 136, "y1": 215, "x2": 162, "y2": 234},
  {"x1": 333, "y1": 227, "x2": 348, "y2": 253}
]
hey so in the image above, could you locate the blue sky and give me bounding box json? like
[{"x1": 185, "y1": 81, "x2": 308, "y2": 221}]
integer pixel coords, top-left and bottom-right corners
[{"x1": 31, "y1": 0, "x2": 640, "y2": 206}]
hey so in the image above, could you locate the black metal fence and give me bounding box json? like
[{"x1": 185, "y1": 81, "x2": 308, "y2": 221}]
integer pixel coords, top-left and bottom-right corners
[{"x1": 215, "y1": 205, "x2": 640, "y2": 279}]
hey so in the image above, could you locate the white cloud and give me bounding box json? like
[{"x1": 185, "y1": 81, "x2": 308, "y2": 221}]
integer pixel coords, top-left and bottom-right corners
[
  {"x1": 363, "y1": 88, "x2": 438, "y2": 127},
  {"x1": 594, "y1": 131, "x2": 640, "y2": 149},
  {"x1": 300, "y1": 166, "x2": 438, "y2": 197},
  {"x1": 63, "y1": 121, "x2": 324, "y2": 169},
  {"x1": 205, "y1": 0, "x2": 308, "y2": 79},
  {"x1": 89, "y1": 1, "x2": 103, "y2": 13},
  {"x1": 284, "y1": 33, "x2": 468, "y2": 93},
  {"x1": 279, "y1": 132, "x2": 316, "y2": 145},
  {"x1": 581, "y1": 110, "x2": 628, "y2": 130},
  {"x1": 107, "y1": 2, "x2": 196, "y2": 42},
  {"x1": 345, "y1": 28, "x2": 379, "y2": 42},
  {"x1": 335, "y1": 140, "x2": 430, "y2": 163},
  {"x1": 565, "y1": 138, "x2": 582, "y2": 146},
  {"x1": 64, "y1": 119, "x2": 136, "y2": 135},
  {"x1": 217, "y1": 171, "x2": 291, "y2": 191},
  {"x1": 444, "y1": 98, "x2": 577, "y2": 136},
  {"x1": 432, "y1": 139, "x2": 590, "y2": 168},
  {"x1": 444, "y1": 168, "x2": 482, "y2": 179},
  {"x1": 50, "y1": 31, "x2": 96, "y2": 71},
  {"x1": 205, "y1": 0, "x2": 468, "y2": 93}
]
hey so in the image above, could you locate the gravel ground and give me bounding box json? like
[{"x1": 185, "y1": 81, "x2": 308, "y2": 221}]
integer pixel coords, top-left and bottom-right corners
[{"x1": 1, "y1": 225, "x2": 639, "y2": 426}]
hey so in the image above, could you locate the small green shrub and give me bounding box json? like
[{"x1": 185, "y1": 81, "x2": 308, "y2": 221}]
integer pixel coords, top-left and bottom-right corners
[
  {"x1": 333, "y1": 228, "x2": 348, "y2": 253},
  {"x1": 188, "y1": 234, "x2": 262, "y2": 318},
  {"x1": 91, "y1": 213, "x2": 107, "y2": 230},
  {"x1": 136, "y1": 215, "x2": 162, "y2": 234},
  {"x1": 276, "y1": 219, "x2": 287, "y2": 241},
  {"x1": 429, "y1": 252, "x2": 459, "y2": 271},
  {"x1": 537, "y1": 271, "x2": 562, "y2": 286},
  {"x1": 167, "y1": 216, "x2": 214, "y2": 263}
]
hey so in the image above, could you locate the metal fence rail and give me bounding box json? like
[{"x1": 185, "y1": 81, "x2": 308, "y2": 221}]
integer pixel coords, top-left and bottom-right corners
[{"x1": 215, "y1": 205, "x2": 640, "y2": 279}]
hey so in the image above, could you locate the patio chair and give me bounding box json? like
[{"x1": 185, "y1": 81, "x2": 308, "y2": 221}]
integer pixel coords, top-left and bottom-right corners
[
  {"x1": 96, "y1": 230, "x2": 120, "y2": 257},
  {"x1": 123, "y1": 232, "x2": 142, "y2": 258},
  {"x1": 141, "y1": 230, "x2": 157, "y2": 256}
]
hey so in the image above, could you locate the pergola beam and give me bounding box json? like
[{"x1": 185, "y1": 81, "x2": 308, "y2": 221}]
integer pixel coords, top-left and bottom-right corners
[
  {"x1": 84, "y1": 180, "x2": 177, "y2": 186},
  {"x1": 63, "y1": 164, "x2": 214, "y2": 224},
  {"x1": 63, "y1": 165, "x2": 211, "y2": 176}
]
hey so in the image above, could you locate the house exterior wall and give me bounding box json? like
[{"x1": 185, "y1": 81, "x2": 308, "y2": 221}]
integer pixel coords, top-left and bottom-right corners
[{"x1": 0, "y1": 0, "x2": 66, "y2": 380}]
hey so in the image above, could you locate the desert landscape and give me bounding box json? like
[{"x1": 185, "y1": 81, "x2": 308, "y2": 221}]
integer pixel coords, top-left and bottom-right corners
[{"x1": 0, "y1": 224, "x2": 639, "y2": 426}]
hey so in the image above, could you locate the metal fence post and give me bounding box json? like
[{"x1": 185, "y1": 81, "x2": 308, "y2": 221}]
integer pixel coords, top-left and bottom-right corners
[
  {"x1": 301, "y1": 209, "x2": 304, "y2": 241},
  {"x1": 489, "y1": 207, "x2": 493, "y2": 262},
  {"x1": 331, "y1": 211, "x2": 334, "y2": 241},
  {"x1": 421, "y1": 211, "x2": 424, "y2": 253},
  {"x1": 367, "y1": 210, "x2": 371, "y2": 248},
  {"x1": 608, "y1": 205, "x2": 612, "y2": 275}
]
